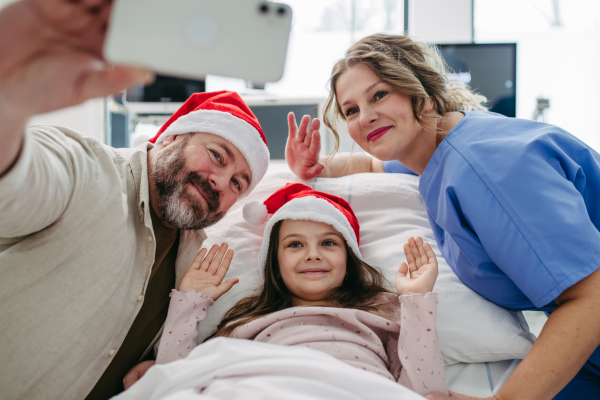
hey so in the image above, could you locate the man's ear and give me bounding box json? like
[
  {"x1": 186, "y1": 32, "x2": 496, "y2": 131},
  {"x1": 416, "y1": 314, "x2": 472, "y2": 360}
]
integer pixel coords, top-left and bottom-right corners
[{"x1": 162, "y1": 135, "x2": 177, "y2": 147}]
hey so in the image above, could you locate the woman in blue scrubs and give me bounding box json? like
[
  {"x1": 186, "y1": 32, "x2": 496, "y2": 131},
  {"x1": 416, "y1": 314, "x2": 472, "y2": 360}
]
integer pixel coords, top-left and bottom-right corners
[{"x1": 285, "y1": 34, "x2": 600, "y2": 400}]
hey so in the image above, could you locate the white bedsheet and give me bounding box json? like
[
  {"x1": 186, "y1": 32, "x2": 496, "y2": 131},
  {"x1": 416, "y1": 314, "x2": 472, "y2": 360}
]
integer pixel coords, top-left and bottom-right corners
[
  {"x1": 114, "y1": 338, "x2": 427, "y2": 400},
  {"x1": 445, "y1": 359, "x2": 521, "y2": 397}
]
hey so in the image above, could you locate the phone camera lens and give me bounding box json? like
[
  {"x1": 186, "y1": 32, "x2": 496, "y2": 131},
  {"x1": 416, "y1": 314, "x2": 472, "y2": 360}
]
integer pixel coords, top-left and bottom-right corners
[
  {"x1": 277, "y1": 6, "x2": 286, "y2": 15},
  {"x1": 258, "y1": 3, "x2": 269, "y2": 14}
]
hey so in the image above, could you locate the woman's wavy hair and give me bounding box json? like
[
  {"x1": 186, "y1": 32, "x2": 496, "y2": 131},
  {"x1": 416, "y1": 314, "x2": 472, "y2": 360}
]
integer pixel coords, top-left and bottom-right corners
[
  {"x1": 207, "y1": 220, "x2": 391, "y2": 339},
  {"x1": 323, "y1": 34, "x2": 488, "y2": 153}
]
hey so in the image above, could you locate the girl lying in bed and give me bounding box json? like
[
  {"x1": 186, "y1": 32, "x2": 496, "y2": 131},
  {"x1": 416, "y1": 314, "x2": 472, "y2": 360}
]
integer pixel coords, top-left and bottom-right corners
[{"x1": 153, "y1": 183, "x2": 447, "y2": 397}]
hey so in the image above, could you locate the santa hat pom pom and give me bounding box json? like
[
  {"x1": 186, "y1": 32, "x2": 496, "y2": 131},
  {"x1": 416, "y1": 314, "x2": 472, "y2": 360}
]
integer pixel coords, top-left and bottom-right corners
[{"x1": 242, "y1": 201, "x2": 269, "y2": 225}]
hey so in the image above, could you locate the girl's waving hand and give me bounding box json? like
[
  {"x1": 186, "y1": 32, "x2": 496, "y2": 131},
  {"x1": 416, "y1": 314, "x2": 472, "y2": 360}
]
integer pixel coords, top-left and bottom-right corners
[
  {"x1": 178, "y1": 243, "x2": 239, "y2": 301},
  {"x1": 395, "y1": 236, "x2": 438, "y2": 295}
]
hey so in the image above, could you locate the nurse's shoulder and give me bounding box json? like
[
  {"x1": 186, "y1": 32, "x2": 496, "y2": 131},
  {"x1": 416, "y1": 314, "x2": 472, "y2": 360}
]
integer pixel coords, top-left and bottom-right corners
[{"x1": 444, "y1": 110, "x2": 599, "y2": 174}]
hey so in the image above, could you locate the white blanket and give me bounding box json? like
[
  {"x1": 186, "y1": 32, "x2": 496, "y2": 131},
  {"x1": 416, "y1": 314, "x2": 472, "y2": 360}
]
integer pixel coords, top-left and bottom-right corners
[{"x1": 114, "y1": 338, "x2": 426, "y2": 400}]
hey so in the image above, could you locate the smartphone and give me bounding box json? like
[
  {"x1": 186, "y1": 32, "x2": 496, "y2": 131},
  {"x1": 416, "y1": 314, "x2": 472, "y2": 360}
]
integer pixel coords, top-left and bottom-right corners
[{"x1": 104, "y1": 0, "x2": 293, "y2": 84}]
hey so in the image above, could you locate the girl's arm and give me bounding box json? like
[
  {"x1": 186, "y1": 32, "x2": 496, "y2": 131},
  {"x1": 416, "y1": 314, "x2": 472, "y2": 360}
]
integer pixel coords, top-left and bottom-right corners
[
  {"x1": 155, "y1": 290, "x2": 214, "y2": 364},
  {"x1": 155, "y1": 244, "x2": 239, "y2": 365},
  {"x1": 285, "y1": 113, "x2": 384, "y2": 179},
  {"x1": 397, "y1": 293, "x2": 447, "y2": 396},
  {"x1": 394, "y1": 237, "x2": 448, "y2": 396}
]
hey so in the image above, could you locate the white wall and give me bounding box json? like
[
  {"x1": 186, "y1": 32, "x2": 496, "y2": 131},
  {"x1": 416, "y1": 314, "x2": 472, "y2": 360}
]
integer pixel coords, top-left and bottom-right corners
[
  {"x1": 475, "y1": 0, "x2": 600, "y2": 151},
  {"x1": 28, "y1": 99, "x2": 107, "y2": 143}
]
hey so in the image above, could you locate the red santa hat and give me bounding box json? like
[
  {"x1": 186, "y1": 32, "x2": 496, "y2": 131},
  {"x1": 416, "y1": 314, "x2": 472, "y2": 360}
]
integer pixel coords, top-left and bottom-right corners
[
  {"x1": 242, "y1": 183, "x2": 362, "y2": 274},
  {"x1": 150, "y1": 91, "x2": 269, "y2": 194}
]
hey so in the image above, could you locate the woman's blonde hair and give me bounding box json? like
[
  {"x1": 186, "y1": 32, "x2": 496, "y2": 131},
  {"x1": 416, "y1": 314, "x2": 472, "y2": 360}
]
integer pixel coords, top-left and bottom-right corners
[{"x1": 323, "y1": 34, "x2": 488, "y2": 153}]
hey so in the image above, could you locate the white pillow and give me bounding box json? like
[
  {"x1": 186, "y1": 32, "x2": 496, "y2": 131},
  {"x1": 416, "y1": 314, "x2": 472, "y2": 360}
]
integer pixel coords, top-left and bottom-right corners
[{"x1": 199, "y1": 162, "x2": 536, "y2": 366}]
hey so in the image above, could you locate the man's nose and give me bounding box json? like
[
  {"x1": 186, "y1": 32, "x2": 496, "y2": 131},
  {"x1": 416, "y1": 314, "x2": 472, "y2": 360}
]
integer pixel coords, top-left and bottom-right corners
[{"x1": 208, "y1": 171, "x2": 227, "y2": 192}]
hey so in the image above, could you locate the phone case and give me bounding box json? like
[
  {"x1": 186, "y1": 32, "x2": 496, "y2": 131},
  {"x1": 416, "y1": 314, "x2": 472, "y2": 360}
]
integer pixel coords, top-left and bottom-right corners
[{"x1": 104, "y1": 0, "x2": 292, "y2": 84}]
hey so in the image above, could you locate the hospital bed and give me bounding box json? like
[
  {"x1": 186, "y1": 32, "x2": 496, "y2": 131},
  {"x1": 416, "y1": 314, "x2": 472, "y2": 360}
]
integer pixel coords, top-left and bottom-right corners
[{"x1": 123, "y1": 161, "x2": 539, "y2": 399}]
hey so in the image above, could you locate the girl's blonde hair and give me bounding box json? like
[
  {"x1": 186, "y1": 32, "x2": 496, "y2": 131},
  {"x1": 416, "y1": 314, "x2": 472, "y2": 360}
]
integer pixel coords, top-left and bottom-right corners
[{"x1": 323, "y1": 34, "x2": 488, "y2": 153}]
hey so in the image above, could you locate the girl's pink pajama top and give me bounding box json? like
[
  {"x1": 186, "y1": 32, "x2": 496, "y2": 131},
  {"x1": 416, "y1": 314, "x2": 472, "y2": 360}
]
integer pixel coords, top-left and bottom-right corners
[{"x1": 156, "y1": 290, "x2": 448, "y2": 396}]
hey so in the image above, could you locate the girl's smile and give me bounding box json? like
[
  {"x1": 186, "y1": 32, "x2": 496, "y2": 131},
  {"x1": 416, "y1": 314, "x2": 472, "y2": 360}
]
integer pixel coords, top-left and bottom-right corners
[{"x1": 299, "y1": 268, "x2": 330, "y2": 276}]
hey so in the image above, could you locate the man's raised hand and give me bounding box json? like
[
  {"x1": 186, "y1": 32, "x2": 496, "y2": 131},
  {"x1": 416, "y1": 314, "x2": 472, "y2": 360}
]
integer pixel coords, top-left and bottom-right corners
[
  {"x1": 0, "y1": 0, "x2": 154, "y2": 120},
  {"x1": 0, "y1": 0, "x2": 154, "y2": 175}
]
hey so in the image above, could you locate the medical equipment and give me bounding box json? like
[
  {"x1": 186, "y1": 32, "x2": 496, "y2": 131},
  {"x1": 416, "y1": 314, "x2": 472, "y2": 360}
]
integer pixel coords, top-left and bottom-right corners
[
  {"x1": 111, "y1": 93, "x2": 325, "y2": 159},
  {"x1": 438, "y1": 43, "x2": 517, "y2": 117}
]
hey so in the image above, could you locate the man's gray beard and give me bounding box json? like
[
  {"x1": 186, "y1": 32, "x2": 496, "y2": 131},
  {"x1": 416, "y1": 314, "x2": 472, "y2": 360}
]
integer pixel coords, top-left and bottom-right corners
[{"x1": 151, "y1": 136, "x2": 225, "y2": 230}]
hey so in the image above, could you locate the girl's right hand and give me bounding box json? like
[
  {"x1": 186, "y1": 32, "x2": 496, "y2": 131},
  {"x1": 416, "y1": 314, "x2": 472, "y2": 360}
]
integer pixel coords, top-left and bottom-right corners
[
  {"x1": 178, "y1": 243, "x2": 239, "y2": 301},
  {"x1": 285, "y1": 112, "x2": 325, "y2": 180}
]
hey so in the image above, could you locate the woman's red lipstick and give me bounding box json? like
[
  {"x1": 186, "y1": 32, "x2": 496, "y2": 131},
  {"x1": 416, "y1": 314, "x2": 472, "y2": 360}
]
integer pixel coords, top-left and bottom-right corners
[{"x1": 367, "y1": 126, "x2": 392, "y2": 142}]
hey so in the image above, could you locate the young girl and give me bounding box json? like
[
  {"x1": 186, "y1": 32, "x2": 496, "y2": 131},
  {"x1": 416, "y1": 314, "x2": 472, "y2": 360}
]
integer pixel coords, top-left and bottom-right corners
[{"x1": 154, "y1": 183, "x2": 447, "y2": 397}]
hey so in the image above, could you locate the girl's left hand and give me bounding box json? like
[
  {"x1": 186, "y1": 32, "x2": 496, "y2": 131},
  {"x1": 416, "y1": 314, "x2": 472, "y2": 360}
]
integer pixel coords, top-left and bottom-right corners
[{"x1": 395, "y1": 236, "x2": 438, "y2": 295}]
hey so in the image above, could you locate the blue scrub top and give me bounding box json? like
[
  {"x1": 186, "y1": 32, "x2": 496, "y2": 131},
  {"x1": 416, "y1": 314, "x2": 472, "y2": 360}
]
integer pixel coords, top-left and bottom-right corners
[{"x1": 386, "y1": 111, "x2": 600, "y2": 373}]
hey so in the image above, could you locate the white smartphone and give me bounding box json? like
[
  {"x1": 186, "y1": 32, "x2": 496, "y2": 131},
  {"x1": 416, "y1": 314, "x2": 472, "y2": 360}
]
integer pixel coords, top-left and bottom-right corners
[{"x1": 104, "y1": 0, "x2": 292, "y2": 84}]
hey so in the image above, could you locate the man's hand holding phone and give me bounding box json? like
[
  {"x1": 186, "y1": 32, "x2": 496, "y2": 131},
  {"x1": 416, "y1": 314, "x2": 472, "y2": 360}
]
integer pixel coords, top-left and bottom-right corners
[
  {"x1": 0, "y1": 0, "x2": 153, "y2": 175},
  {"x1": 0, "y1": 0, "x2": 153, "y2": 120}
]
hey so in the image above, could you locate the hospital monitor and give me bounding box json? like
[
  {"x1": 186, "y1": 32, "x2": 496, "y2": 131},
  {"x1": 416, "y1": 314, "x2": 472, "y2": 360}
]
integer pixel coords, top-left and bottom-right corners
[
  {"x1": 121, "y1": 81, "x2": 323, "y2": 159},
  {"x1": 437, "y1": 43, "x2": 517, "y2": 117},
  {"x1": 125, "y1": 75, "x2": 206, "y2": 103}
]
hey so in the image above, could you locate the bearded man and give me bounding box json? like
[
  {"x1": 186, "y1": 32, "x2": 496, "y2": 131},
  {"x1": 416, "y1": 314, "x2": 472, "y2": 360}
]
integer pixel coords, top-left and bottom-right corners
[{"x1": 0, "y1": 2, "x2": 270, "y2": 399}]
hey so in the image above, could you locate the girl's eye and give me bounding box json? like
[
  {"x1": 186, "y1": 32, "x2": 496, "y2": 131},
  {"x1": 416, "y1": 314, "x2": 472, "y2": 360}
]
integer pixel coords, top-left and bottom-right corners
[
  {"x1": 374, "y1": 90, "x2": 388, "y2": 101},
  {"x1": 211, "y1": 150, "x2": 222, "y2": 163},
  {"x1": 289, "y1": 242, "x2": 302, "y2": 248},
  {"x1": 322, "y1": 240, "x2": 336, "y2": 247},
  {"x1": 344, "y1": 107, "x2": 358, "y2": 117}
]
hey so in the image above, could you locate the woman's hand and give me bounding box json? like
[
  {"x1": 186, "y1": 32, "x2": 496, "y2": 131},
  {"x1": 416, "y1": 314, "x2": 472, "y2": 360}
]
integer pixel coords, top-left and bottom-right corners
[
  {"x1": 395, "y1": 237, "x2": 438, "y2": 295},
  {"x1": 123, "y1": 360, "x2": 155, "y2": 390},
  {"x1": 285, "y1": 112, "x2": 325, "y2": 180},
  {"x1": 178, "y1": 243, "x2": 239, "y2": 301}
]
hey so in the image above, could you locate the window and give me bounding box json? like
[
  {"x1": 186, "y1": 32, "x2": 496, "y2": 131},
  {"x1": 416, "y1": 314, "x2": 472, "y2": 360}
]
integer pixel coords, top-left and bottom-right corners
[{"x1": 475, "y1": 0, "x2": 600, "y2": 150}]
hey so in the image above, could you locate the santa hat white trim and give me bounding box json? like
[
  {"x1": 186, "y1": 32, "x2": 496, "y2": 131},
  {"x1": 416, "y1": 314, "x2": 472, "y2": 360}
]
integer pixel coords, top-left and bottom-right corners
[
  {"x1": 255, "y1": 196, "x2": 362, "y2": 276},
  {"x1": 155, "y1": 109, "x2": 269, "y2": 194}
]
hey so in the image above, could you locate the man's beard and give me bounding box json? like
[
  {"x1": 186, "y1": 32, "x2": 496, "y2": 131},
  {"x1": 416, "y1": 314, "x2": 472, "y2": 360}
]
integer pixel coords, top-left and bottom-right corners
[{"x1": 151, "y1": 136, "x2": 225, "y2": 230}]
